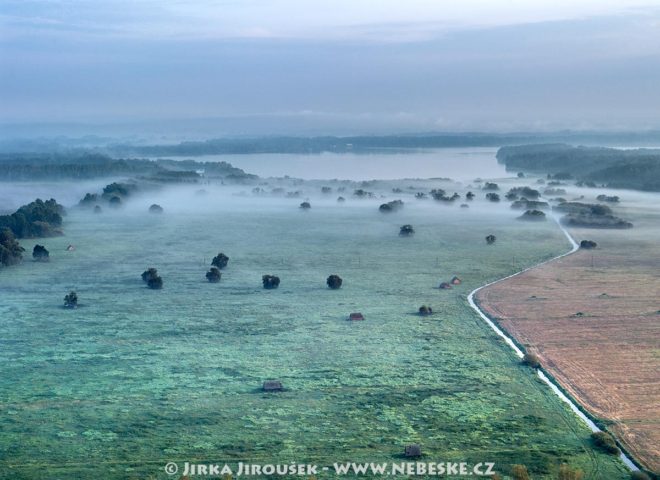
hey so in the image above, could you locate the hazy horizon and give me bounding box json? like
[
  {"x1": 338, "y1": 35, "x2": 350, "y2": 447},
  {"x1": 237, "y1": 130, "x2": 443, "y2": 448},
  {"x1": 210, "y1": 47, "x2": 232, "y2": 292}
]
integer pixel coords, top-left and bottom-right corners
[{"x1": 2, "y1": 1, "x2": 660, "y2": 138}]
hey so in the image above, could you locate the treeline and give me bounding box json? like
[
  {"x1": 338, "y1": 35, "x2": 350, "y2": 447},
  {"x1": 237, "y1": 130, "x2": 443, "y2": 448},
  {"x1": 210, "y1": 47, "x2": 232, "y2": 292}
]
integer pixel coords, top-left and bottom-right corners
[
  {"x1": 0, "y1": 152, "x2": 255, "y2": 181},
  {"x1": 103, "y1": 131, "x2": 660, "y2": 157},
  {"x1": 496, "y1": 144, "x2": 660, "y2": 191}
]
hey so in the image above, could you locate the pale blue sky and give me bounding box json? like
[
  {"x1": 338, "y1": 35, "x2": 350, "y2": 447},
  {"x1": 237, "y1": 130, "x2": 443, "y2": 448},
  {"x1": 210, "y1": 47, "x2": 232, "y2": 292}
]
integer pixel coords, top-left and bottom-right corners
[{"x1": 1, "y1": 1, "x2": 659, "y2": 135}]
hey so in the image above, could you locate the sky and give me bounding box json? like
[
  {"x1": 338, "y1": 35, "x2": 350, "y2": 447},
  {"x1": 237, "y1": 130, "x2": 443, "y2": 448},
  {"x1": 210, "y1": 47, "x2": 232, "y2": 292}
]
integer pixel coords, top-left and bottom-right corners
[{"x1": 1, "y1": 0, "x2": 660, "y2": 136}]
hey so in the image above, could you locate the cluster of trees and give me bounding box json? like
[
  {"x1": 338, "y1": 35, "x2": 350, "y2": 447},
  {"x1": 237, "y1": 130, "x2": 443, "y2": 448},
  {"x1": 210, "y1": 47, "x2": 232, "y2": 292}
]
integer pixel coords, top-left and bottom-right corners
[
  {"x1": 511, "y1": 199, "x2": 549, "y2": 210},
  {"x1": 554, "y1": 202, "x2": 633, "y2": 229},
  {"x1": 0, "y1": 229, "x2": 24, "y2": 267},
  {"x1": 518, "y1": 209, "x2": 547, "y2": 221},
  {"x1": 430, "y1": 189, "x2": 460, "y2": 202},
  {"x1": 497, "y1": 144, "x2": 660, "y2": 191},
  {"x1": 486, "y1": 192, "x2": 500, "y2": 202},
  {"x1": 0, "y1": 198, "x2": 65, "y2": 238}
]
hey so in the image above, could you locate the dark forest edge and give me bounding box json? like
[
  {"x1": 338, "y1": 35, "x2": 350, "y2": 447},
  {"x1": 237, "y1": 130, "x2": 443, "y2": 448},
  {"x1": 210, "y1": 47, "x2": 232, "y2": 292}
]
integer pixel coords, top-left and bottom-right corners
[
  {"x1": 0, "y1": 152, "x2": 256, "y2": 181},
  {"x1": 497, "y1": 144, "x2": 660, "y2": 191}
]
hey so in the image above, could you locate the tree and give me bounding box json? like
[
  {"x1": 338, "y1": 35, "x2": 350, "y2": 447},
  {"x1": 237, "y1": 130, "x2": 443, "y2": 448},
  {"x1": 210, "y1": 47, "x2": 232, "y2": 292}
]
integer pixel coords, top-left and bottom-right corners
[
  {"x1": 206, "y1": 267, "x2": 221, "y2": 283},
  {"x1": 64, "y1": 291, "x2": 78, "y2": 308},
  {"x1": 141, "y1": 268, "x2": 159, "y2": 283},
  {"x1": 511, "y1": 465, "x2": 530, "y2": 480},
  {"x1": 262, "y1": 275, "x2": 280, "y2": 289},
  {"x1": 466, "y1": 191, "x2": 475, "y2": 200},
  {"x1": 419, "y1": 305, "x2": 433, "y2": 316},
  {"x1": 32, "y1": 244, "x2": 49, "y2": 261},
  {"x1": 149, "y1": 204, "x2": 164, "y2": 214},
  {"x1": 0, "y1": 228, "x2": 24, "y2": 267},
  {"x1": 483, "y1": 182, "x2": 499, "y2": 191},
  {"x1": 211, "y1": 253, "x2": 229, "y2": 269},
  {"x1": 300, "y1": 201, "x2": 311, "y2": 209},
  {"x1": 486, "y1": 234, "x2": 496, "y2": 245},
  {"x1": 147, "y1": 276, "x2": 163, "y2": 289},
  {"x1": 399, "y1": 225, "x2": 415, "y2": 236},
  {"x1": 327, "y1": 275, "x2": 342, "y2": 289},
  {"x1": 379, "y1": 200, "x2": 404, "y2": 212},
  {"x1": 486, "y1": 192, "x2": 500, "y2": 202}
]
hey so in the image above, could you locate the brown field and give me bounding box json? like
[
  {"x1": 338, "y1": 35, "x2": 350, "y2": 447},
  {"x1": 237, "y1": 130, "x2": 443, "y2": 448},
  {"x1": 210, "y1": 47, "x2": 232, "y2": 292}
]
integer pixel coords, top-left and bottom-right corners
[{"x1": 477, "y1": 201, "x2": 660, "y2": 473}]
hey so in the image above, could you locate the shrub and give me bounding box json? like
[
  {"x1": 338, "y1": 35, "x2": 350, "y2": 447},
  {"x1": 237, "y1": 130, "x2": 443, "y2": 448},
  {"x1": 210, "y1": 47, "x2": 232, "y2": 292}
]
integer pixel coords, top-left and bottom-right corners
[
  {"x1": 211, "y1": 253, "x2": 229, "y2": 269},
  {"x1": 511, "y1": 464, "x2": 530, "y2": 480},
  {"x1": 558, "y1": 464, "x2": 584, "y2": 480},
  {"x1": 522, "y1": 352, "x2": 541, "y2": 368},
  {"x1": 206, "y1": 267, "x2": 221, "y2": 283},
  {"x1": 591, "y1": 431, "x2": 620, "y2": 455},
  {"x1": 419, "y1": 305, "x2": 433, "y2": 316},
  {"x1": 326, "y1": 274, "x2": 342, "y2": 289},
  {"x1": 580, "y1": 240, "x2": 598, "y2": 249},
  {"x1": 63, "y1": 291, "x2": 78, "y2": 308},
  {"x1": 630, "y1": 472, "x2": 651, "y2": 480}
]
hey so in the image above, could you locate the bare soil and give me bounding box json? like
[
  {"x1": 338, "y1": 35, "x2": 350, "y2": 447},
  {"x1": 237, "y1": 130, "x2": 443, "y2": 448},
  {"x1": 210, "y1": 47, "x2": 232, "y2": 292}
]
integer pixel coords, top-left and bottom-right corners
[{"x1": 477, "y1": 218, "x2": 660, "y2": 473}]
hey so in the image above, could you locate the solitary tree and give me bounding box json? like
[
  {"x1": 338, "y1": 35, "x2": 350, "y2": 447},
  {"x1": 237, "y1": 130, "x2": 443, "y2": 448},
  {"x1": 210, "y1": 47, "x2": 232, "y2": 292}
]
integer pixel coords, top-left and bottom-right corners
[
  {"x1": 486, "y1": 234, "x2": 496, "y2": 245},
  {"x1": 211, "y1": 253, "x2": 229, "y2": 269},
  {"x1": 419, "y1": 305, "x2": 433, "y2": 316},
  {"x1": 399, "y1": 224, "x2": 415, "y2": 236},
  {"x1": 206, "y1": 267, "x2": 221, "y2": 283},
  {"x1": 32, "y1": 244, "x2": 50, "y2": 261},
  {"x1": 327, "y1": 274, "x2": 343, "y2": 289},
  {"x1": 300, "y1": 201, "x2": 311, "y2": 209},
  {"x1": 63, "y1": 291, "x2": 78, "y2": 308},
  {"x1": 149, "y1": 204, "x2": 164, "y2": 214},
  {"x1": 262, "y1": 275, "x2": 280, "y2": 289}
]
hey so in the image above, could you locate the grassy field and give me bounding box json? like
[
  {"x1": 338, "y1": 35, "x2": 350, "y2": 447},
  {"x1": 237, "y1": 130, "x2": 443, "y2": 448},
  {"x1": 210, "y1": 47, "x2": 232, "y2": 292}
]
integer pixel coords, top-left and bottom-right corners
[
  {"x1": 477, "y1": 189, "x2": 660, "y2": 474},
  {"x1": 0, "y1": 180, "x2": 634, "y2": 479}
]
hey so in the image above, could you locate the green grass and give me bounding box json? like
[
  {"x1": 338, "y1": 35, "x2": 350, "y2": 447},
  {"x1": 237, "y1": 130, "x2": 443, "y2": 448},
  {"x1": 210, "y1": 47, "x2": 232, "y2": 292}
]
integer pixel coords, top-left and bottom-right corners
[{"x1": 0, "y1": 191, "x2": 631, "y2": 479}]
